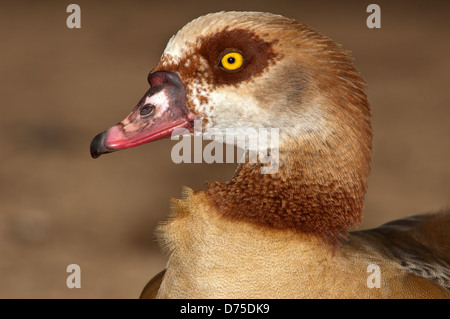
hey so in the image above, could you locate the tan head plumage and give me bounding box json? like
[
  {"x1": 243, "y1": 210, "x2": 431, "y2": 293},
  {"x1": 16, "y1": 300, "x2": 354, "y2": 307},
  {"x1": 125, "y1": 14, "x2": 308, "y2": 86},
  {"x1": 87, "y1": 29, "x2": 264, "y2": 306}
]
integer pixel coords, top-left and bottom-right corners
[{"x1": 92, "y1": 11, "x2": 372, "y2": 245}]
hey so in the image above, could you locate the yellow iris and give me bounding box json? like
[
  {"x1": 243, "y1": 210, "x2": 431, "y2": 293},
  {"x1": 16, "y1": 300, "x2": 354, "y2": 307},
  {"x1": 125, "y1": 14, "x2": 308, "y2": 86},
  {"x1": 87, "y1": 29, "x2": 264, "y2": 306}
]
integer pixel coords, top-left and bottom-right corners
[{"x1": 220, "y1": 52, "x2": 244, "y2": 71}]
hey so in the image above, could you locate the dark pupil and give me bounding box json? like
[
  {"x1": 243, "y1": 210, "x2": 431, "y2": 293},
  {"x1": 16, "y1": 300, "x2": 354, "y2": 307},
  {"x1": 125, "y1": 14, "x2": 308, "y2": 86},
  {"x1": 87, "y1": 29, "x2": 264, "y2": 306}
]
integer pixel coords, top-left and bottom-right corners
[
  {"x1": 227, "y1": 56, "x2": 235, "y2": 64},
  {"x1": 140, "y1": 104, "x2": 154, "y2": 116}
]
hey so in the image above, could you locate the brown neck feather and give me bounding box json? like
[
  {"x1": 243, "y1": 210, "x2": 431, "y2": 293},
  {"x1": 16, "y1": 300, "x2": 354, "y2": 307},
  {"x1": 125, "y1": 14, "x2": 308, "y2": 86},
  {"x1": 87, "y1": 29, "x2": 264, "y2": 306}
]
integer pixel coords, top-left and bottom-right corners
[
  {"x1": 205, "y1": 134, "x2": 371, "y2": 246},
  {"x1": 202, "y1": 20, "x2": 372, "y2": 247}
]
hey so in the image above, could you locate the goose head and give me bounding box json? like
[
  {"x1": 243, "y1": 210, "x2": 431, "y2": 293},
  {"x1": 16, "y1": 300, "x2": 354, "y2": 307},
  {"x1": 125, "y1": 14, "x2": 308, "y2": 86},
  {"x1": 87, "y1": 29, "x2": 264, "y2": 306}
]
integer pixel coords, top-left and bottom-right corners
[{"x1": 90, "y1": 11, "x2": 372, "y2": 244}]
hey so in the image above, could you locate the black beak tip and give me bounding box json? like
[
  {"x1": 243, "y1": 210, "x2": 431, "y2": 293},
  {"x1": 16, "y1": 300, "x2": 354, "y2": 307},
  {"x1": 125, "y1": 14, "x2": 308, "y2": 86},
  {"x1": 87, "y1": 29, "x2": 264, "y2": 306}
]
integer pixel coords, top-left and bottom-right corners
[{"x1": 90, "y1": 131, "x2": 107, "y2": 159}]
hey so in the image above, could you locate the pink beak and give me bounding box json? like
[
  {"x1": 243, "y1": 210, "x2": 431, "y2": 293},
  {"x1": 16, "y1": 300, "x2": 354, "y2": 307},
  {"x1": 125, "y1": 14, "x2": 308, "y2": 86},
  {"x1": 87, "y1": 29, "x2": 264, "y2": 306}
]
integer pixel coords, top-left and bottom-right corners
[{"x1": 90, "y1": 71, "x2": 196, "y2": 158}]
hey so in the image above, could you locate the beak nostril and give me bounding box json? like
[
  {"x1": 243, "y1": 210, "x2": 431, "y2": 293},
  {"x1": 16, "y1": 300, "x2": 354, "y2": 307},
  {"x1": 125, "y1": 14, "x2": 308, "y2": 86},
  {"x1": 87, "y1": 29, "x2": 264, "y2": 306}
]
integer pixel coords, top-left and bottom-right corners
[{"x1": 140, "y1": 104, "x2": 155, "y2": 117}]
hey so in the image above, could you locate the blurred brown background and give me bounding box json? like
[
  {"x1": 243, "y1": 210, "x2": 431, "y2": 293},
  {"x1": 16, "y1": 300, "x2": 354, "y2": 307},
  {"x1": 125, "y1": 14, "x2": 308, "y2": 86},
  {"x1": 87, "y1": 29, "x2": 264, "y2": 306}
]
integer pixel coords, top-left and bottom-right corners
[{"x1": 0, "y1": 0, "x2": 448, "y2": 298}]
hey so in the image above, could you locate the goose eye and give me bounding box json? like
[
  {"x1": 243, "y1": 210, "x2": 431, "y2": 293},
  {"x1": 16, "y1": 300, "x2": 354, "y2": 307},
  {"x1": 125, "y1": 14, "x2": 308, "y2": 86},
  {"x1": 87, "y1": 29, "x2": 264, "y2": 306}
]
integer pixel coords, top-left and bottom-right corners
[
  {"x1": 219, "y1": 52, "x2": 244, "y2": 71},
  {"x1": 140, "y1": 104, "x2": 155, "y2": 117}
]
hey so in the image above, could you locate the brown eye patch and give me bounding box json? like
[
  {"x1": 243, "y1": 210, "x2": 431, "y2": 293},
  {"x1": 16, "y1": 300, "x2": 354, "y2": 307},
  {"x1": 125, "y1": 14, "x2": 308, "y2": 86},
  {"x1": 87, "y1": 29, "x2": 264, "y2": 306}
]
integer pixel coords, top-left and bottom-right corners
[{"x1": 198, "y1": 28, "x2": 280, "y2": 86}]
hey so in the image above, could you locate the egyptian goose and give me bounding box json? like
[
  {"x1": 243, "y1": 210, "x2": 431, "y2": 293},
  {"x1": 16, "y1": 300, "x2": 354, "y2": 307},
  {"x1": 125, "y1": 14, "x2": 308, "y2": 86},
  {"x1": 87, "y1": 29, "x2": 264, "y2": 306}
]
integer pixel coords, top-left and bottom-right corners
[{"x1": 90, "y1": 11, "x2": 450, "y2": 298}]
